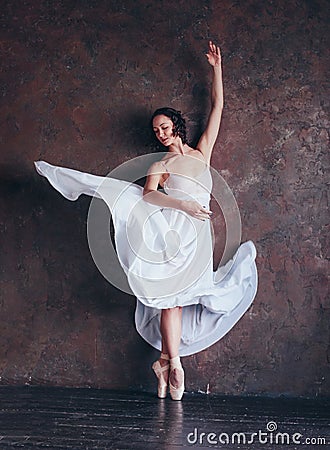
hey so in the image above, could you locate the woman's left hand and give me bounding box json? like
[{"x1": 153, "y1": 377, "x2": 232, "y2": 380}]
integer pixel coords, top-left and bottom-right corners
[{"x1": 205, "y1": 40, "x2": 221, "y2": 67}]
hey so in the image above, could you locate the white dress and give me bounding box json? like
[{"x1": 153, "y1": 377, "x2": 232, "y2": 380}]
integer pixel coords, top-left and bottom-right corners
[{"x1": 34, "y1": 160, "x2": 258, "y2": 356}]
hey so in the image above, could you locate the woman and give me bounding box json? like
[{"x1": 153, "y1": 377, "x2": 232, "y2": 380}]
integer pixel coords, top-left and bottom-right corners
[
  {"x1": 34, "y1": 41, "x2": 257, "y2": 401},
  {"x1": 143, "y1": 42, "x2": 224, "y2": 400}
]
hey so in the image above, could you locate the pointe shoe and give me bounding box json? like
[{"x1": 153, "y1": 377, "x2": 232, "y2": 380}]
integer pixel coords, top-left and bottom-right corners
[
  {"x1": 152, "y1": 353, "x2": 170, "y2": 398},
  {"x1": 169, "y1": 356, "x2": 185, "y2": 401}
]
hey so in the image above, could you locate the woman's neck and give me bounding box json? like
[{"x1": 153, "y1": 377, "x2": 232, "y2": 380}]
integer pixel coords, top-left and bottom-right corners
[{"x1": 168, "y1": 139, "x2": 187, "y2": 155}]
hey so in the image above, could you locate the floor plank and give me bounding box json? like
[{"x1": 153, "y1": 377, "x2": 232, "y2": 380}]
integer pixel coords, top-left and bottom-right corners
[{"x1": 0, "y1": 387, "x2": 329, "y2": 449}]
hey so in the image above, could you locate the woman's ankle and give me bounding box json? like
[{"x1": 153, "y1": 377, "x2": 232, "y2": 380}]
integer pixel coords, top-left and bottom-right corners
[{"x1": 170, "y1": 355, "x2": 182, "y2": 369}]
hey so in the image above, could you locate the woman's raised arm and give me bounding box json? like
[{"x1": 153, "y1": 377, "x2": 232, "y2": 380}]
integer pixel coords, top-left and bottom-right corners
[{"x1": 196, "y1": 41, "x2": 223, "y2": 164}]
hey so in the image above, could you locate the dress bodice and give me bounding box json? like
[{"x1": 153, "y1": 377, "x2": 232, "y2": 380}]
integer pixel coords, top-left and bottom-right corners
[{"x1": 163, "y1": 165, "x2": 213, "y2": 203}]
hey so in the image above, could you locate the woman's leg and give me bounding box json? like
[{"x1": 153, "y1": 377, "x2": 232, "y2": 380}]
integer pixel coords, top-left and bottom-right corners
[
  {"x1": 160, "y1": 307, "x2": 182, "y2": 358},
  {"x1": 154, "y1": 307, "x2": 182, "y2": 383},
  {"x1": 160, "y1": 307, "x2": 184, "y2": 390}
]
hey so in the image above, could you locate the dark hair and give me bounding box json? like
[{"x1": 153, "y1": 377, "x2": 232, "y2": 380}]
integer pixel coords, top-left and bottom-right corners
[{"x1": 151, "y1": 107, "x2": 187, "y2": 144}]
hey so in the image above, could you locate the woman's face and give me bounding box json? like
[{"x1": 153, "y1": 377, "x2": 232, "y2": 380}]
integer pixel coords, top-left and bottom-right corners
[{"x1": 152, "y1": 114, "x2": 177, "y2": 146}]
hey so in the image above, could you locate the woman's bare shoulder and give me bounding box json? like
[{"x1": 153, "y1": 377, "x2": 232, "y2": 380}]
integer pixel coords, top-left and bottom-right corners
[{"x1": 147, "y1": 160, "x2": 166, "y2": 176}]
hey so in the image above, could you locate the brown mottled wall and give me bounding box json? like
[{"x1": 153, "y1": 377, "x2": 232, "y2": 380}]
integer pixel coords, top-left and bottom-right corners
[{"x1": 0, "y1": 0, "x2": 329, "y2": 396}]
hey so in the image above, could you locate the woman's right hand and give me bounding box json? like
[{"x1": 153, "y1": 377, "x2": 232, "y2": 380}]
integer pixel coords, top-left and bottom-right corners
[{"x1": 180, "y1": 200, "x2": 212, "y2": 221}]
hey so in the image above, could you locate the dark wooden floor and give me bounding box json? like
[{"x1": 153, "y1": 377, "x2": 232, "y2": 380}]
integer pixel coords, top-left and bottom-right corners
[{"x1": 0, "y1": 387, "x2": 329, "y2": 449}]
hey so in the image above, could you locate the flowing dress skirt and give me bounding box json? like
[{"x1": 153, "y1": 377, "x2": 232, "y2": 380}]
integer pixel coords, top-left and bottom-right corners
[{"x1": 34, "y1": 161, "x2": 258, "y2": 356}]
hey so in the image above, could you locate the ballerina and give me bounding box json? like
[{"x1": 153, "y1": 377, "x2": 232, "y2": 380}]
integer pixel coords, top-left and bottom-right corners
[{"x1": 34, "y1": 41, "x2": 258, "y2": 401}]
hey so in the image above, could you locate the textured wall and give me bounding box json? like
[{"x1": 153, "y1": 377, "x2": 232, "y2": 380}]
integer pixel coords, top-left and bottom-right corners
[{"x1": 1, "y1": 0, "x2": 329, "y2": 396}]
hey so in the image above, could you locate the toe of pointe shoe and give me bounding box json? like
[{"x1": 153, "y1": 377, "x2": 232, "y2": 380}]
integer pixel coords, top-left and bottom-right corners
[
  {"x1": 158, "y1": 385, "x2": 168, "y2": 399},
  {"x1": 169, "y1": 383, "x2": 185, "y2": 401}
]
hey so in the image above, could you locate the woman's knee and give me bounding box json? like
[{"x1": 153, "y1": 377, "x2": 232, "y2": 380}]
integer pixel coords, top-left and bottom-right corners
[{"x1": 162, "y1": 306, "x2": 182, "y2": 316}]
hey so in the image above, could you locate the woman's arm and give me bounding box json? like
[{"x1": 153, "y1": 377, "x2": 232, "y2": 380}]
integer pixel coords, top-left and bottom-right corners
[
  {"x1": 196, "y1": 41, "x2": 223, "y2": 164},
  {"x1": 143, "y1": 162, "x2": 212, "y2": 220}
]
